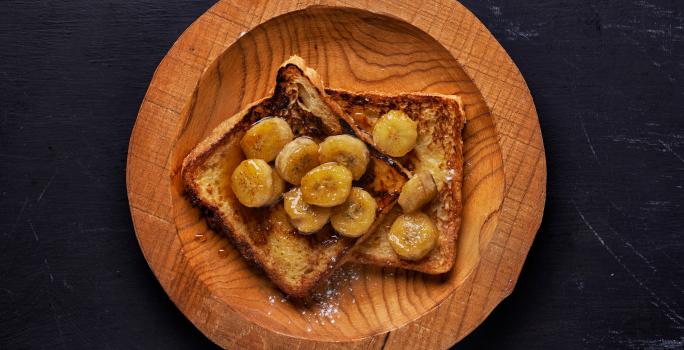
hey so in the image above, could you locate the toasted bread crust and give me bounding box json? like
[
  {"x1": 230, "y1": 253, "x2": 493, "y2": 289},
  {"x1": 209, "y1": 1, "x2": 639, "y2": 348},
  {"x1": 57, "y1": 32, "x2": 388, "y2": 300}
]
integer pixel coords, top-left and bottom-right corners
[
  {"x1": 181, "y1": 57, "x2": 406, "y2": 298},
  {"x1": 327, "y1": 89, "x2": 465, "y2": 274}
]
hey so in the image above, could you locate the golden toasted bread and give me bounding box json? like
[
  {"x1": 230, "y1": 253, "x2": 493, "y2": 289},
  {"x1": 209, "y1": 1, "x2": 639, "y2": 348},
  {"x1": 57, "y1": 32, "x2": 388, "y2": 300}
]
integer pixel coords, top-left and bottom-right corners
[
  {"x1": 327, "y1": 90, "x2": 465, "y2": 274},
  {"x1": 182, "y1": 57, "x2": 406, "y2": 298}
]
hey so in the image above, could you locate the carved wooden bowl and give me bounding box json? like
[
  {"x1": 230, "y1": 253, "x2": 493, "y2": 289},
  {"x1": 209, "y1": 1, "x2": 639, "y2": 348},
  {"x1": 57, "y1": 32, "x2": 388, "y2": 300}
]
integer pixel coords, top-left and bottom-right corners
[{"x1": 126, "y1": 1, "x2": 546, "y2": 348}]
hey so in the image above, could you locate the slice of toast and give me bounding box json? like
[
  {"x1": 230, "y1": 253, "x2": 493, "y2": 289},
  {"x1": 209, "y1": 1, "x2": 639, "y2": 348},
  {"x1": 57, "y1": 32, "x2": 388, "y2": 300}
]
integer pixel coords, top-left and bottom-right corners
[
  {"x1": 182, "y1": 57, "x2": 407, "y2": 298},
  {"x1": 326, "y1": 90, "x2": 465, "y2": 274}
]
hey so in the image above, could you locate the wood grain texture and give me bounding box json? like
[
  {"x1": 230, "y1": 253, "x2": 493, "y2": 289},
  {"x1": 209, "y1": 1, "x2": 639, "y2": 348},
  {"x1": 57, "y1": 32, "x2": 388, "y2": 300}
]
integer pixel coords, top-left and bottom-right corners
[{"x1": 126, "y1": 1, "x2": 545, "y2": 348}]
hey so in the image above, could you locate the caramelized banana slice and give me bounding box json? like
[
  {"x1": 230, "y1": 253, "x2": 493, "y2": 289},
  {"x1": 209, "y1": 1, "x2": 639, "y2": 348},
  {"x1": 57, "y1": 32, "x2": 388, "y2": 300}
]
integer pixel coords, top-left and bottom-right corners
[
  {"x1": 231, "y1": 159, "x2": 274, "y2": 207},
  {"x1": 283, "y1": 187, "x2": 330, "y2": 234},
  {"x1": 372, "y1": 110, "x2": 418, "y2": 157},
  {"x1": 240, "y1": 117, "x2": 294, "y2": 162},
  {"x1": 275, "y1": 137, "x2": 320, "y2": 185},
  {"x1": 267, "y1": 169, "x2": 286, "y2": 205},
  {"x1": 388, "y1": 212, "x2": 438, "y2": 261},
  {"x1": 318, "y1": 135, "x2": 369, "y2": 180},
  {"x1": 398, "y1": 172, "x2": 437, "y2": 213},
  {"x1": 331, "y1": 187, "x2": 377, "y2": 237},
  {"x1": 300, "y1": 162, "x2": 353, "y2": 207}
]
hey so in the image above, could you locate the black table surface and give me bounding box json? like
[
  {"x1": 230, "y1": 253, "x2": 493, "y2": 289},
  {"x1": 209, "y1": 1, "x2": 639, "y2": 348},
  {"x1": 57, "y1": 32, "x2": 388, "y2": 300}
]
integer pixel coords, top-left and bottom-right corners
[{"x1": 1, "y1": 1, "x2": 683, "y2": 349}]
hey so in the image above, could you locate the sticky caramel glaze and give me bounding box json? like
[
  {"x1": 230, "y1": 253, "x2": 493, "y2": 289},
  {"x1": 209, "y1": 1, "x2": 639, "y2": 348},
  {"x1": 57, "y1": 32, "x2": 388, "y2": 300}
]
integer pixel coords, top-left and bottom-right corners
[
  {"x1": 231, "y1": 150, "x2": 406, "y2": 248},
  {"x1": 355, "y1": 148, "x2": 407, "y2": 213}
]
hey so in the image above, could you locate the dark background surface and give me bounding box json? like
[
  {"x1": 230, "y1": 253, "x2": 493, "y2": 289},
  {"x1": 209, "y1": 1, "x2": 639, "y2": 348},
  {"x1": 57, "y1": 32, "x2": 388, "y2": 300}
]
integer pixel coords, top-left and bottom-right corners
[{"x1": 1, "y1": 0, "x2": 683, "y2": 349}]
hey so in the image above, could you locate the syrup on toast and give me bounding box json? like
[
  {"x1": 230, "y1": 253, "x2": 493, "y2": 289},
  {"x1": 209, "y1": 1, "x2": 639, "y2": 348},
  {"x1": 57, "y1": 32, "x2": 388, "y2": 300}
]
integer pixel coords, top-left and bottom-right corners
[{"x1": 181, "y1": 57, "x2": 407, "y2": 298}]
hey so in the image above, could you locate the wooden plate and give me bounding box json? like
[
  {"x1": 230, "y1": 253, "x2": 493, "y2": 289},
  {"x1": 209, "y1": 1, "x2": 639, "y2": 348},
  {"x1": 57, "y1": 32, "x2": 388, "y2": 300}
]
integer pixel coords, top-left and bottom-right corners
[{"x1": 126, "y1": 1, "x2": 546, "y2": 348}]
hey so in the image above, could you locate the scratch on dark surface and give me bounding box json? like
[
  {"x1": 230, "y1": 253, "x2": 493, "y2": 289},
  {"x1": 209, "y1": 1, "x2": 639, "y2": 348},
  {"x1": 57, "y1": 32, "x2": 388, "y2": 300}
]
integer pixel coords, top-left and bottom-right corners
[
  {"x1": 49, "y1": 300, "x2": 67, "y2": 349},
  {"x1": 7, "y1": 196, "x2": 29, "y2": 237},
  {"x1": 622, "y1": 336, "x2": 684, "y2": 350},
  {"x1": 36, "y1": 172, "x2": 57, "y2": 204},
  {"x1": 610, "y1": 135, "x2": 684, "y2": 160},
  {"x1": 573, "y1": 201, "x2": 684, "y2": 326},
  {"x1": 634, "y1": 0, "x2": 676, "y2": 18},
  {"x1": 74, "y1": 158, "x2": 106, "y2": 189},
  {"x1": 489, "y1": 5, "x2": 502, "y2": 17},
  {"x1": 658, "y1": 139, "x2": 684, "y2": 164},
  {"x1": 645, "y1": 200, "x2": 671, "y2": 206},
  {"x1": 604, "y1": 224, "x2": 658, "y2": 273},
  {"x1": 578, "y1": 115, "x2": 600, "y2": 164},
  {"x1": 624, "y1": 242, "x2": 658, "y2": 273},
  {"x1": 485, "y1": 5, "x2": 540, "y2": 41},
  {"x1": 44, "y1": 258, "x2": 54, "y2": 283},
  {"x1": 670, "y1": 279, "x2": 684, "y2": 293},
  {"x1": 42, "y1": 257, "x2": 65, "y2": 348},
  {"x1": 62, "y1": 279, "x2": 74, "y2": 291},
  {"x1": 605, "y1": 16, "x2": 681, "y2": 72},
  {"x1": 562, "y1": 57, "x2": 581, "y2": 72},
  {"x1": 609, "y1": 135, "x2": 655, "y2": 150},
  {"x1": 505, "y1": 24, "x2": 540, "y2": 41},
  {"x1": 28, "y1": 219, "x2": 39, "y2": 242}
]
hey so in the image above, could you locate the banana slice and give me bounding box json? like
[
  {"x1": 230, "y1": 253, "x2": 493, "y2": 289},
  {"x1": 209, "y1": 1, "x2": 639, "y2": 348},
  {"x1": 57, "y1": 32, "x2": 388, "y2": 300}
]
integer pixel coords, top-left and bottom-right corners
[
  {"x1": 318, "y1": 135, "x2": 370, "y2": 180},
  {"x1": 231, "y1": 159, "x2": 275, "y2": 207},
  {"x1": 240, "y1": 117, "x2": 294, "y2": 162},
  {"x1": 372, "y1": 110, "x2": 418, "y2": 157},
  {"x1": 300, "y1": 162, "x2": 353, "y2": 207},
  {"x1": 398, "y1": 172, "x2": 437, "y2": 213},
  {"x1": 275, "y1": 137, "x2": 320, "y2": 185},
  {"x1": 331, "y1": 187, "x2": 378, "y2": 237},
  {"x1": 388, "y1": 212, "x2": 438, "y2": 261},
  {"x1": 283, "y1": 187, "x2": 331, "y2": 234},
  {"x1": 267, "y1": 169, "x2": 286, "y2": 205}
]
